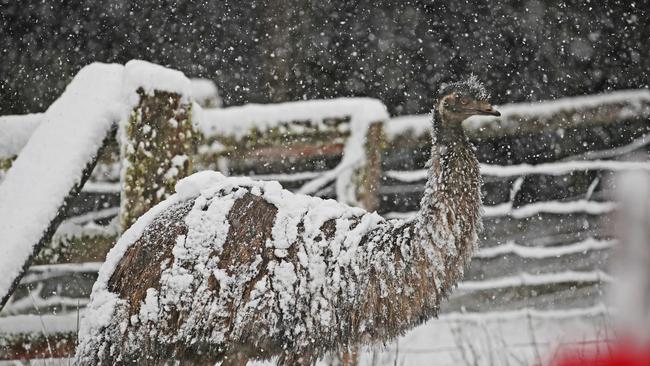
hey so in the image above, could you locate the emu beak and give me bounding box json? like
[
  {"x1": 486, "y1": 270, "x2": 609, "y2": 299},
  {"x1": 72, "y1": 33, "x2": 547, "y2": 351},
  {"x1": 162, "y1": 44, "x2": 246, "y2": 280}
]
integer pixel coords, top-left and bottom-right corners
[
  {"x1": 479, "y1": 103, "x2": 500, "y2": 116},
  {"x1": 483, "y1": 108, "x2": 501, "y2": 117}
]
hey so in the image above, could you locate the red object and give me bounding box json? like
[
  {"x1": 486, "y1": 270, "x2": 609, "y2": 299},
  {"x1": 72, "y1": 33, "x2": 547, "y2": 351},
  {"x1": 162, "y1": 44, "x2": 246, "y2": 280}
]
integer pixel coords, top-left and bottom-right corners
[{"x1": 552, "y1": 342, "x2": 650, "y2": 366}]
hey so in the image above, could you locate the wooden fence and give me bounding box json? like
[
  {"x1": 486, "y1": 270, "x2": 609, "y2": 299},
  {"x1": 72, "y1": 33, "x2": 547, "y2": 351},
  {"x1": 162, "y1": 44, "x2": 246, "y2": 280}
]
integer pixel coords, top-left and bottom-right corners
[{"x1": 0, "y1": 62, "x2": 649, "y2": 363}]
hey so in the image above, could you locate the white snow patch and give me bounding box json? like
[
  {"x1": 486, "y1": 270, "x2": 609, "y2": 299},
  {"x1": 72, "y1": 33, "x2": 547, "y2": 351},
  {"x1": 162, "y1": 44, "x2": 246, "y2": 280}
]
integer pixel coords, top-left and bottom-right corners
[
  {"x1": 458, "y1": 270, "x2": 612, "y2": 291},
  {"x1": 245, "y1": 170, "x2": 326, "y2": 182},
  {"x1": 82, "y1": 181, "x2": 120, "y2": 193},
  {"x1": 175, "y1": 170, "x2": 227, "y2": 200},
  {"x1": 476, "y1": 238, "x2": 616, "y2": 259},
  {"x1": 122, "y1": 60, "x2": 191, "y2": 107},
  {"x1": 384, "y1": 114, "x2": 432, "y2": 139},
  {"x1": 138, "y1": 288, "x2": 160, "y2": 323},
  {"x1": 190, "y1": 78, "x2": 220, "y2": 106},
  {"x1": 504, "y1": 200, "x2": 616, "y2": 219},
  {"x1": 0, "y1": 113, "x2": 43, "y2": 159},
  {"x1": 386, "y1": 160, "x2": 650, "y2": 182},
  {"x1": 0, "y1": 312, "x2": 84, "y2": 335},
  {"x1": 27, "y1": 262, "x2": 104, "y2": 276},
  {"x1": 481, "y1": 160, "x2": 650, "y2": 177},
  {"x1": 386, "y1": 199, "x2": 616, "y2": 221}
]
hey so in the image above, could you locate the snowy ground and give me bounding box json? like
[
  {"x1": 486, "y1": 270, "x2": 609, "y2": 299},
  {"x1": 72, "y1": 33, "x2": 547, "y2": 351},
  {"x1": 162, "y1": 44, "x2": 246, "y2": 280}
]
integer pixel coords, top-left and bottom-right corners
[{"x1": 0, "y1": 306, "x2": 612, "y2": 366}]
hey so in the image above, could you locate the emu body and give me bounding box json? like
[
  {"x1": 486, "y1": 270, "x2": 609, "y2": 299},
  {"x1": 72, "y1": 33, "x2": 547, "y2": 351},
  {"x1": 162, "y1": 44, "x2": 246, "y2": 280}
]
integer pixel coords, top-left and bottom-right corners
[{"x1": 75, "y1": 78, "x2": 499, "y2": 365}]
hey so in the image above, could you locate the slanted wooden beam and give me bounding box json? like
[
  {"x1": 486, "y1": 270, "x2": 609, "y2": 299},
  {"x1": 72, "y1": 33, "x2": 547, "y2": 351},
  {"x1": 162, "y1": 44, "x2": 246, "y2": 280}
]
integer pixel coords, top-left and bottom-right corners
[{"x1": 0, "y1": 63, "x2": 124, "y2": 310}]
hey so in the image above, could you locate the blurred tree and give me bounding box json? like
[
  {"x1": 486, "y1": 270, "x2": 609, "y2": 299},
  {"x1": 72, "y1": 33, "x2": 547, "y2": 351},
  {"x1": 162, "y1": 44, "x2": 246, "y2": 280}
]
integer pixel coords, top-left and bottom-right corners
[{"x1": 0, "y1": 0, "x2": 648, "y2": 116}]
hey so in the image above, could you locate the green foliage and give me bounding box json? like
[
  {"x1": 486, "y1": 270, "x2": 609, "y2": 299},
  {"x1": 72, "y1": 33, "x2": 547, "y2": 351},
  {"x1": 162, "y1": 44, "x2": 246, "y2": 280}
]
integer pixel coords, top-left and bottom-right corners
[{"x1": 0, "y1": 157, "x2": 12, "y2": 171}]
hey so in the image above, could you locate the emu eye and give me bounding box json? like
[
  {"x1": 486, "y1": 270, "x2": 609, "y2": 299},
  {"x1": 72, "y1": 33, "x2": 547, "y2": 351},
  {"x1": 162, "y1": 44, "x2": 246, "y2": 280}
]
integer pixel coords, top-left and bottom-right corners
[{"x1": 460, "y1": 96, "x2": 470, "y2": 105}]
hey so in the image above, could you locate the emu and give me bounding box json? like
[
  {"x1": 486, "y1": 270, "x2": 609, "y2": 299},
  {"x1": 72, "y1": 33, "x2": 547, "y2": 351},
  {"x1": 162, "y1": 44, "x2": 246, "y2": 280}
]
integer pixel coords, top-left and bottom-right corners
[{"x1": 75, "y1": 77, "x2": 500, "y2": 366}]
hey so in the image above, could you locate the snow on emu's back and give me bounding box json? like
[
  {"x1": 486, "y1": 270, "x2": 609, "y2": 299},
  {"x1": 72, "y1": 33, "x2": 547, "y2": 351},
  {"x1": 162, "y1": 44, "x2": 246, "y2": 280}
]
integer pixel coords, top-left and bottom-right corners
[{"x1": 76, "y1": 78, "x2": 499, "y2": 366}]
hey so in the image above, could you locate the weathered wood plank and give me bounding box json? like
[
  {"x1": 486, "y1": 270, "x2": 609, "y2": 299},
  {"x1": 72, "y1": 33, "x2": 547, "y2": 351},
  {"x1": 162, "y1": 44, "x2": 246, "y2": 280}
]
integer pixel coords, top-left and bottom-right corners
[
  {"x1": 444, "y1": 281, "x2": 605, "y2": 313},
  {"x1": 385, "y1": 121, "x2": 650, "y2": 170},
  {"x1": 482, "y1": 212, "x2": 611, "y2": 248},
  {"x1": 465, "y1": 248, "x2": 611, "y2": 281}
]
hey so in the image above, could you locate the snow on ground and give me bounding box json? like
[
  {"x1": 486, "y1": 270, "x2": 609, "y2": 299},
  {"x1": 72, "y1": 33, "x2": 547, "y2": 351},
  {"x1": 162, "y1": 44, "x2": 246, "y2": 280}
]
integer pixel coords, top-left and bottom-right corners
[
  {"x1": 0, "y1": 306, "x2": 611, "y2": 366},
  {"x1": 0, "y1": 62, "x2": 124, "y2": 304},
  {"x1": 242, "y1": 306, "x2": 614, "y2": 365},
  {"x1": 355, "y1": 306, "x2": 613, "y2": 366}
]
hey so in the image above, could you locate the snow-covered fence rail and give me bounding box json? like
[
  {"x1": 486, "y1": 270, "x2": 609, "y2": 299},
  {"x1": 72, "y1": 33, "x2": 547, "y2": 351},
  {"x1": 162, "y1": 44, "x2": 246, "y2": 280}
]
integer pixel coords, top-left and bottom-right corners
[
  {"x1": 190, "y1": 78, "x2": 221, "y2": 108},
  {"x1": 0, "y1": 100, "x2": 391, "y2": 265},
  {"x1": 384, "y1": 89, "x2": 650, "y2": 170},
  {"x1": 33, "y1": 207, "x2": 119, "y2": 264},
  {"x1": 467, "y1": 89, "x2": 650, "y2": 138},
  {"x1": 1, "y1": 98, "x2": 390, "y2": 211},
  {"x1": 0, "y1": 63, "x2": 124, "y2": 310},
  {"x1": 195, "y1": 97, "x2": 389, "y2": 209},
  {"x1": 0, "y1": 79, "x2": 217, "y2": 163},
  {"x1": 381, "y1": 90, "x2": 650, "y2": 215},
  {"x1": 384, "y1": 89, "x2": 650, "y2": 141},
  {"x1": 388, "y1": 160, "x2": 650, "y2": 182}
]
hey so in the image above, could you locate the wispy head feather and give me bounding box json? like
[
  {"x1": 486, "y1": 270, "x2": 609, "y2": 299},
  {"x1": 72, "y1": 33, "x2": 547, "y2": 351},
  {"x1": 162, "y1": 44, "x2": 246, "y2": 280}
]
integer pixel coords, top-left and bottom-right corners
[{"x1": 437, "y1": 75, "x2": 490, "y2": 101}]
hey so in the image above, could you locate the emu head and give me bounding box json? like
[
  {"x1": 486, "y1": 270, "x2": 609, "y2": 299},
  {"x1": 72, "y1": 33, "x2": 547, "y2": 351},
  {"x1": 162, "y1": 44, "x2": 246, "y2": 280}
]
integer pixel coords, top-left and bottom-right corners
[{"x1": 436, "y1": 75, "x2": 501, "y2": 123}]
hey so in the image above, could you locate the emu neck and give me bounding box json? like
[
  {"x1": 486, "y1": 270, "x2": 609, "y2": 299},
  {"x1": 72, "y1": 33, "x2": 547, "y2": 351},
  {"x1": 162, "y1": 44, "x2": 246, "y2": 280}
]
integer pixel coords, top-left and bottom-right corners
[
  {"x1": 355, "y1": 109, "x2": 483, "y2": 343},
  {"x1": 415, "y1": 108, "x2": 482, "y2": 293}
]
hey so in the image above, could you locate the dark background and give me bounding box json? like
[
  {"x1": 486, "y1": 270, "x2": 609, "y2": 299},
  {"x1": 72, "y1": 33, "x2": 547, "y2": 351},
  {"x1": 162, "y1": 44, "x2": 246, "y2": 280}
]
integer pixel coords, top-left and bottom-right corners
[{"x1": 1, "y1": 0, "x2": 648, "y2": 116}]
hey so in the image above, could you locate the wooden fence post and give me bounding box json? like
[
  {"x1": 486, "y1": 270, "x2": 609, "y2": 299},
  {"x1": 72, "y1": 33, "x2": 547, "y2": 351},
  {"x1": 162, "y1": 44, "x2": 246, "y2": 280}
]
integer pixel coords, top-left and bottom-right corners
[
  {"x1": 356, "y1": 121, "x2": 385, "y2": 212},
  {"x1": 119, "y1": 62, "x2": 197, "y2": 231}
]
